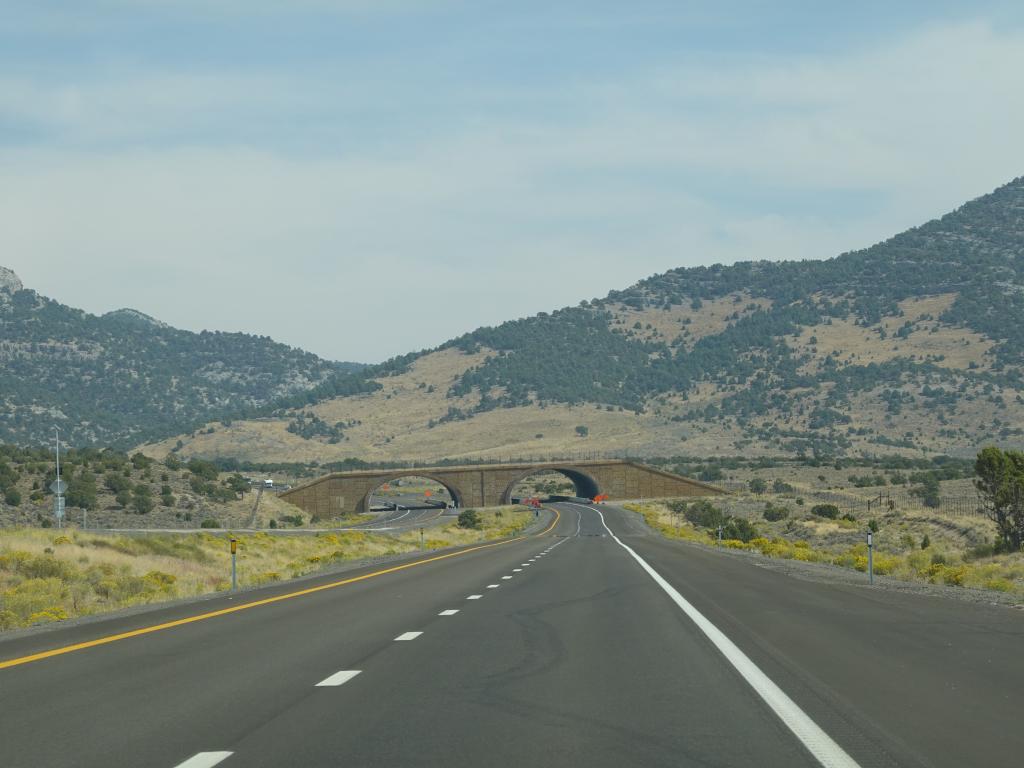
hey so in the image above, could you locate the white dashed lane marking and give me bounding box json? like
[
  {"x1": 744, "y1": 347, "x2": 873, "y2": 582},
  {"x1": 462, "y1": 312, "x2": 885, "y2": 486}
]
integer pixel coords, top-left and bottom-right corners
[
  {"x1": 513, "y1": 568, "x2": 522, "y2": 572},
  {"x1": 316, "y1": 670, "x2": 361, "y2": 687},
  {"x1": 438, "y1": 609, "x2": 459, "y2": 616},
  {"x1": 467, "y1": 594, "x2": 483, "y2": 600},
  {"x1": 501, "y1": 576, "x2": 513, "y2": 580},
  {"x1": 487, "y1": 584, "x2": 500, "y2": 589},
  {"x1": 174, "y1": 753, "x2": 233, "y2": 768},
  {"x1": 394, "y1": 631, "x2": 423, "y2": 641}
]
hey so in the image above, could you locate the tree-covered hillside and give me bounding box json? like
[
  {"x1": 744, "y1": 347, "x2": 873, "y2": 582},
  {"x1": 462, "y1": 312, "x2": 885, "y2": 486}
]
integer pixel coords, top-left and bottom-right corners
[
  {"x1": 436, "y1": 176, "x2": 1024, "y2": 420},
  {"x1": 0, "y1": 274, "x2": 366, "y2": 447},
  {"x1": 144, "y1": 176, "x2": 1024, "y2": 464}
]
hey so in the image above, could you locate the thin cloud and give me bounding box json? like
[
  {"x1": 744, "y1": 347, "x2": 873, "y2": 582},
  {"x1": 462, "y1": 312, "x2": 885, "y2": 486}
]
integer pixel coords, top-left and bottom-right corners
[{"x1": 2, "y1": 18, "x2": 1022, "y2": 362}]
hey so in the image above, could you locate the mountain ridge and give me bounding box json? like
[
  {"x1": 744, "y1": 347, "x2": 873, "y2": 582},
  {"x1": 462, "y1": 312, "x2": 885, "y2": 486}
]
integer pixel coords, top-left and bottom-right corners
[
  {"x1": 3, "y1": 175, "x2": 1023, "y2": 461},
  {"x1": 0, "y1": 269, "x2": 365, "y2": 447},
  {"x1": 142, "y1": 175, "x2": 1024, "y2": 464}
]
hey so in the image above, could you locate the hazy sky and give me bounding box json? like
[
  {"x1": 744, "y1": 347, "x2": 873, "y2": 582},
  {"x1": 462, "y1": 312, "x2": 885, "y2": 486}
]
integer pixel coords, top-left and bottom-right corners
[{"x1": 3, "y1": 1, "x2": 1023, "y2": 363}]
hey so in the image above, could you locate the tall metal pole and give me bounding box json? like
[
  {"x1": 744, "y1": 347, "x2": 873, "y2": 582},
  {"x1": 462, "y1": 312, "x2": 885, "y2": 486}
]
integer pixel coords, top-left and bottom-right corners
[
  {"x1": 866, "y1": 530, "x2": 874, "y2": 585},
  {"x1": 54, "y1": 427, "x2": 63, "y2": 530}
]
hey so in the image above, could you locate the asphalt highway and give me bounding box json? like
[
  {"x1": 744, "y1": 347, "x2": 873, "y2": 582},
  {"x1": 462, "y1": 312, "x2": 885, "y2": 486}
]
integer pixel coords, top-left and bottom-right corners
[
  {"x1": 348, "y1": 503, "x2": 450, "y2": 530},
  {"x1": 1, "y1": 503, "x2": 1021, "y2": 767}
]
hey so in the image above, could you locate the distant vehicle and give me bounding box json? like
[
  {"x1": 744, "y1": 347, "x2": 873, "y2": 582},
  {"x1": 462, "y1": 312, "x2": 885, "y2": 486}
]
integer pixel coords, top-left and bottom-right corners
[{"x1": 263, "y1": 478, "x2": 274, "y2": 488}]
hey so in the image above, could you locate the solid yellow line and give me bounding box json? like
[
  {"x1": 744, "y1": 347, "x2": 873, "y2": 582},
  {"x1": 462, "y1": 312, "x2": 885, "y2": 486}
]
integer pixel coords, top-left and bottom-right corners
[{"x1": 0, "y1": 507, "x2": 561, "y2": 671}]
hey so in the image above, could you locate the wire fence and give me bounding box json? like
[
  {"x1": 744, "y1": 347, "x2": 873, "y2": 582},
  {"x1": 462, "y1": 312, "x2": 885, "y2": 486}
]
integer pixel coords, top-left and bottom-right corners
[{"x1": 718, "y1": 481, "x2": 985, "y2": 518}]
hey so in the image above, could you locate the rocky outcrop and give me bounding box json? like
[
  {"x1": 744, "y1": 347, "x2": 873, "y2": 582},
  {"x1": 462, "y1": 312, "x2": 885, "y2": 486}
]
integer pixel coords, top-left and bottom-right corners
[
  {"x1": 103, "y1": 308, "x2": 170, "y2": 329},
  {"x1": 0, "y1": 266, "x2": 23, "y2": 294}
]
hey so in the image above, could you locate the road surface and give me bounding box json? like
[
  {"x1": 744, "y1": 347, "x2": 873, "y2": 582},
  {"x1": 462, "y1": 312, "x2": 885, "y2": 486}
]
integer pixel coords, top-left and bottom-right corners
[{"x1": 0, "y1": 503, "x2": 1021, "y2": 767}]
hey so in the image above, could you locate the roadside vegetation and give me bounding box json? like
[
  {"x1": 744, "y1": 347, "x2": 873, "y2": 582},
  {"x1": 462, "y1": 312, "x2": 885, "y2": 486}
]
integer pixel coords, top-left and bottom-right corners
[
  {"x1": 626, "y1": 447, "x2": 1024, "y2": 599},
  {"x1": 0, "y1": 506, "x2": 533, "y2": 631},
  {"x1": 626, "y1": 499, "x2": 1024, "y2": 598}
]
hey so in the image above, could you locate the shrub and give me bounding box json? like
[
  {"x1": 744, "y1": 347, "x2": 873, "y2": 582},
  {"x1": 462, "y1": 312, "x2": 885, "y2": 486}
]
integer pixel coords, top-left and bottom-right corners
[
  {"x1": 721, "y1": 517, "x2": 758, "y2": 543},
  {"x1": 920, "y1": 534, "x2": 931, "y2": 549},
  {"x1": 666, "y1": 499, "x2": 688, "y2": 515},
  {"x1": 964, "y1": 542, "x2": 995, "y2": 561},
  {"x1": 811, "y1": 504, "x2": 840, "y2": 519},
  {"x1": 200, "y1": 518, "x2": 221, "y2": 529},
  {"x1": 683, "y1": 500, "x2": 726, "y2": 528},
  {"x1": 132, "y1": 486, "x2": 154, "y2": 514},
  {"x1": 457, "y1": 509, "x2": 482, "y2": 529},
  {"x1": 4, "y1": 488, "x2": 21, "y2": 506},
  {"x1": 748, "y1": 478, "x2": 768, "y2": 494},
  {"x1": 186, "y1": 458, "x2": 219, "y2": 482},
  {"x1": 772, "y1": 479, "x2": 794, "y2": 494},
  {"x1": 279, "y1": 514, "x2": 304, "y2": 527},
  {"x1": 104, "y1": 472, "x2": 131, "y2": 494},
  {"x1": 867, "y1": 519, "x2": 879, "y2": 533},
  {"x1": 762, "y1": 503, "x2": 789, "y2": 522}
]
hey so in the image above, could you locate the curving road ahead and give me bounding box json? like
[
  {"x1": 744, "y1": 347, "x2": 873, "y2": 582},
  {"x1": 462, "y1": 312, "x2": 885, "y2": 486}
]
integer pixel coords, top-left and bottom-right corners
[{"x1": 0, "y1": 503, "x2": 1021, "y2": 767}]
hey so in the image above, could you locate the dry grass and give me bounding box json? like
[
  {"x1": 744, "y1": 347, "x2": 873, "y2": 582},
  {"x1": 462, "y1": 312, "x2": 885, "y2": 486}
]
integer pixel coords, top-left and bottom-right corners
[
  {"x1": 0, "y1": 505, "x2": 534, "y2": 631},
  {"x1": 135, "y1": 288, "x2": 1023, "y2": 465},
  {"x1": 626, "y1": 499, "x2": 1024, "y2": 598},
  {"x1": 607, "y1": 294, "x2": 772, "y2": 348},
  {"x1": 791, "y1": 294, "x2": 992, "y2": 373}
]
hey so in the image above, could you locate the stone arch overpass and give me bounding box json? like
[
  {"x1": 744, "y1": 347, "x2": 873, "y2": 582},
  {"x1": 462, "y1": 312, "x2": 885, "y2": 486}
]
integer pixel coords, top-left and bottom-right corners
[{"x1": 280, "y1": 459, "x2": 724, "y2": 519}]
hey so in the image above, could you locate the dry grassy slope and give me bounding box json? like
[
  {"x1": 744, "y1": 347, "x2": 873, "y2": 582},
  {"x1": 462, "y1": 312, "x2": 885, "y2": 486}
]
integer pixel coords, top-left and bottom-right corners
[
  {"x1": 140, "y1": 291, "x2": 1024, "y2": 464},
  {"x1": 608, "y1": 292, "x2": 773, "y2": 348}
]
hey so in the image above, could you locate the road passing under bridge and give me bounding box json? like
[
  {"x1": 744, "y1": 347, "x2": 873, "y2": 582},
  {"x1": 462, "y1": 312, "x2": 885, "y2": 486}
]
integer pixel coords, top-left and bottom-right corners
[
  {"x1": 1, "y1": 502, "x2": 1020, "y2": 767},
  {"x1": 280, "y1": 459, "x2": 722, "y2": 519}
]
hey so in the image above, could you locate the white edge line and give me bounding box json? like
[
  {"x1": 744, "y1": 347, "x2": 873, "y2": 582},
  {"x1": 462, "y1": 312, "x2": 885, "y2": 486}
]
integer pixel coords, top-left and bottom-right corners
[
  {"x1": 316, "y1": 670, "x2": 361, "y2": 687},
  {"x1": 572, "y1": 503, "x2": 862, "y2": 768},
  {"x1": 174, "y1": 753, "x2": 234, "y2": 768}
]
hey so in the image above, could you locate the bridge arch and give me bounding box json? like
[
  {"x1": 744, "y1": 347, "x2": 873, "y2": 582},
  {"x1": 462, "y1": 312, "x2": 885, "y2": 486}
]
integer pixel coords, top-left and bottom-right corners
[
  {"x1": 358, "y1": 473, "x2": 466, "y2": 514},
  {"x1": 500, "y1": 466, "x2": 601, "y2": 504}
]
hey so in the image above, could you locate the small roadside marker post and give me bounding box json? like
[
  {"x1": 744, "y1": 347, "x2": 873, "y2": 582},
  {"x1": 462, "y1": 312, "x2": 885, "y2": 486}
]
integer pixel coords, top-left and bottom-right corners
[
  {"x1": 419, "y1": 527, "x2": 425, "y2": 550},
  {"x1": 866, "y1": 530, "x2": 874, "y2": 585},
  {"x1": 230, "y1": 538, "x2": 238, "y2": 591},
  {"x1": 717, "y1": 525, "x2": 723, "y2": 546}
]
